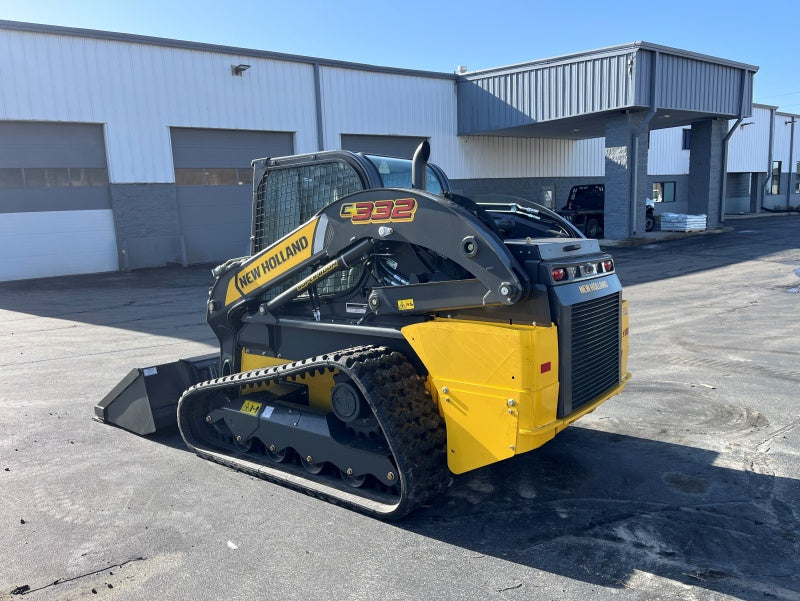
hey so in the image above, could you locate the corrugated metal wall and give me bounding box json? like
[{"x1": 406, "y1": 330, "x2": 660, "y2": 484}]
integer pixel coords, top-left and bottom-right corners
[
  {"x1": 450, "y1": 136, "x2": 604, "y2": 179},
  {"x1": 1, "y1": 26, "x2": 777, "y2": 190},
  {"x1": 459, "y1": 50, "x2": 636, "y2": 134},
  {"x1": 648, "y1": 128, "x2": 690, "y2": 175},
  {"x1": 459, "y1": 45, "x2": 755, "y2": 137},
  {"x1": 318, "y1": 66, "x2": 461, "y2": 172},
  {"x1": 727, "y1": 106, "x2": 773, "y2": 172},
  {"x1": 772, "y1": 112, "x2": 800, "y2": 168},
  {"x1": 648, "y1": 51, "x2": 752, "y2": 115},
  {"x1": 0, "y1": 29, "x2": 318, "y2": 182},
  {"x1": 318, "y1": 66, "x2": 605, "y2": 179}
]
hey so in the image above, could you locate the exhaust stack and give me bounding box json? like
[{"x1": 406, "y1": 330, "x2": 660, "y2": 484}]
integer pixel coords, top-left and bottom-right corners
[{"x1": 411, "y1": 140, "x2": 430, "y2": 190}]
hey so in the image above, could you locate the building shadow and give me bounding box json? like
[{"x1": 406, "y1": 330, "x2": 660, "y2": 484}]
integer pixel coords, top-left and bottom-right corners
[
  {"x1": 0, "y1": 263, "x2": 218, "y2": 341},
  {"x1": 399, "y1": 426, "x2": 799, "y2": 599},
  {"x1": 126, "y1": 417, "x2": 800, "y2": 598}
]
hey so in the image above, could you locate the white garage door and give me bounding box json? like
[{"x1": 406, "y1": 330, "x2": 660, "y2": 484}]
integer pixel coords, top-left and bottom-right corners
[{"x1": 0, "y1": 122, "x2": 117, "y2": 282}]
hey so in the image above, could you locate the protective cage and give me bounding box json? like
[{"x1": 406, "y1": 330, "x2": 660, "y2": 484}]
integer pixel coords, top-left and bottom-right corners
[{"x1": 252, "y1": 160, "x2": 366, "y2": 299}]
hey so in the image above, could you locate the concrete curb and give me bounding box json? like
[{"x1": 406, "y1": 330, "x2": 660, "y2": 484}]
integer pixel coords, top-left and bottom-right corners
[{"x1": 599, "y1": 226, "x2": 733, "y2": 247}]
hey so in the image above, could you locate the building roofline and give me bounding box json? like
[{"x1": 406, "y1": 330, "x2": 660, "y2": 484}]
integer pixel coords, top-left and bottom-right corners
[
  {"x1": 0, "y1": 19, "x2": 458, "y2": 81},
  {"x1": 460, "y1": 41, "x2": 758, "y2": 78},
  {"x1": 753, "y1": 103, "x2": 780, "y2": 110}
]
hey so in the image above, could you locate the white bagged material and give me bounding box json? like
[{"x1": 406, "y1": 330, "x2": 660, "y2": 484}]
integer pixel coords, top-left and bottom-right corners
[{"x1": 659, "y1": 213, "x2": 707, "y2": 232}]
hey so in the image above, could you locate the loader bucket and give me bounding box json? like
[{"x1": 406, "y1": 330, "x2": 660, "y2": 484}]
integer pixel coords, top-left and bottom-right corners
[{"x1": 94, "y1": 354, "x2": 219, "y2": 435}]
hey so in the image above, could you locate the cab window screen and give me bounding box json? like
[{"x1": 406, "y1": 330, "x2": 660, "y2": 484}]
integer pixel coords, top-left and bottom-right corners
[
  {"x1": 365, "y1": 155, "x2": 443, "y2": 194},
  {"x1": 253, "y1": 160, "x2": 365, "y2": 299}
]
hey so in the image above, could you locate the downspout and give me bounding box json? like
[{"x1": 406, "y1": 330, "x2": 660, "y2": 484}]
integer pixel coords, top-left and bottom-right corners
[
  {"x1": 313, "y1": 63, "x2": 325, "y2": 151},
  {"x1": 762, "y1": 107, "x2": 775, "y2": 210},
  {"x1": 630, "y1": 50, "x2": 659, "y2": 238},
  {"x1": 719, "y1": 70, "x2": 748, "y2": 223},
  {"x1": 786, "y1": 116, "x2": 796, "y2": 210}
]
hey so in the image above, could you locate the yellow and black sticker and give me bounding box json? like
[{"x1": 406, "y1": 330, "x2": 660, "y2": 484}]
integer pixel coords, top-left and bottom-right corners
[
  {"x1": 340, "y1": 198, "x2": 417, "y2": 224},
  {"x1": 397, "y1": 298, "x2": 415, "y2": 311},
  {"x1": 240, "y1": 400, "x2": 262, "y2": 416},
  {"x1": 225, "y1": 219, "x2": 318, "y2": 305}
]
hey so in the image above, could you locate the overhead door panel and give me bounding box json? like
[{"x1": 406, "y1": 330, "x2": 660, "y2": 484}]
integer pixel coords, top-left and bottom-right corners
[
  {"x1": 0, "y1": 122, "x2": 116, "y2": 282},
  {"x1": 171, "y1": 128, "x2": 294, "y2": 263}
]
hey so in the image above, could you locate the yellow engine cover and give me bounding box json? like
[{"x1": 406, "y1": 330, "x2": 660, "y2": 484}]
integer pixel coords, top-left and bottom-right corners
[
  {"x1": 402, "y1": 318, "x2": 561, "y2": 474},
  {"x1": 404, "y1": 313, "x2": 630, "y2": 474}
]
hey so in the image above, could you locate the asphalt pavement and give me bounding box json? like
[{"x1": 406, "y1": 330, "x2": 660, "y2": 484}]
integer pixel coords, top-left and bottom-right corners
[{"x1": 1, "y1": 214, "x2": 799, "y2": 601}]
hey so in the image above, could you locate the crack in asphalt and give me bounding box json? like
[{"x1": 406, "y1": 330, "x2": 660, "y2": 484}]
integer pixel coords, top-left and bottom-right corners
[{"x1": 9, "y1": 557, "x2": 146, "y2": 596}]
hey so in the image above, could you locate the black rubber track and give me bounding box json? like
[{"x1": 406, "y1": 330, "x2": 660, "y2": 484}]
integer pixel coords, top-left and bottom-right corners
[{"x1": 177, "y1": 345, "x2": 448, "y2": 520}]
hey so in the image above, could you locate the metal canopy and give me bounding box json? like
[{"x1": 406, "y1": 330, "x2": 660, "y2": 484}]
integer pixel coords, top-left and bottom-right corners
[{"x1": 457, "y1": 42, "x2": 758, "y2": 139}]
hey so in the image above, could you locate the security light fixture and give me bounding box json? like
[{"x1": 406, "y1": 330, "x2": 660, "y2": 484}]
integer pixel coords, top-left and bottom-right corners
[{"x1": 232, "y1": 64, "x2": 251, "y2": 76}]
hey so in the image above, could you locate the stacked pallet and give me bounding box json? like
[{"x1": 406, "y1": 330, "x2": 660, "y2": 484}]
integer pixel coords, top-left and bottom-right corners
[{"x1": 659, "y1": 213, "x2": 707, "y2": 232}]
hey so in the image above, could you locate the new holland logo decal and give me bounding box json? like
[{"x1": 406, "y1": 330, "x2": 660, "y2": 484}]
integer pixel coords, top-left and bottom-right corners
[
  {"x1": 224, "y1": 219, "x2": 318, "y2": 305},
  {"x1": 339, "y1": 198, "x2": 417, "y2": 224}
]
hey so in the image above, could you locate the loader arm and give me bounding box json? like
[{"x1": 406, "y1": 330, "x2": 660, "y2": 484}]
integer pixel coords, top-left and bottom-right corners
[{"x1": 208, "y1": 188, "x2": 528, "y2": 324}]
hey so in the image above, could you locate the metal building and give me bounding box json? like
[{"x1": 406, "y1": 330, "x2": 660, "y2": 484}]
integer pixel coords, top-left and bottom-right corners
[{"x1": 1, "y1": 20, "x2": 794, "y2": 283}]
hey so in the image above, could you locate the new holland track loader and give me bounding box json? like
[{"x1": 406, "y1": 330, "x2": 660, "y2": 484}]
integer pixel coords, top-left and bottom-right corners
[{"x1": 96, "y1": 142, "x2": 630, "y2": 519}]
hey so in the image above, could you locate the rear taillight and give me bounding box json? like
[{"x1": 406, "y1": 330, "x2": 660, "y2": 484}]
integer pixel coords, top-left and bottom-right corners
[
  {"x1": 552, "y1": 268, "x2": 567, "y2": 282},
  {"x1": 603, "y1": 260, "x2": 613, "y2": 272}
]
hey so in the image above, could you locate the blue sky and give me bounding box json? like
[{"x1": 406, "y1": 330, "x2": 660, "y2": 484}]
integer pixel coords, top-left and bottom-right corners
[{"x1": 2, "y1": 0, "x2": 798, "y2": 112}]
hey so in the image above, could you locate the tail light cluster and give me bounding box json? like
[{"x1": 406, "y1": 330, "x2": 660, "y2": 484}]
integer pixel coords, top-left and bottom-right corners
[{"x1": 551, "y1": 259, "x2": 614, "y2": 283}]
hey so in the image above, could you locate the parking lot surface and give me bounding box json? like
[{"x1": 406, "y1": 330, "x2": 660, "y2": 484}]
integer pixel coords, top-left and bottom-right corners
[{"x1": 1, "y1": 215, "x2": 799, "y2": 600}]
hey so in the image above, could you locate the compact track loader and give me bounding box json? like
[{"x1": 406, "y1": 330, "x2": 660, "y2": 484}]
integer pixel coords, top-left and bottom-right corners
[{"x1": 97, "y1": 142, "x2": 630, "y2": 519}]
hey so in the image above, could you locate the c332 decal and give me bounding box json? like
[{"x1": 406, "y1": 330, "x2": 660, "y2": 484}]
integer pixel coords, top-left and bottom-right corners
[{"x1": 339, "y1": 198, "x2": 417, "y2": 224}]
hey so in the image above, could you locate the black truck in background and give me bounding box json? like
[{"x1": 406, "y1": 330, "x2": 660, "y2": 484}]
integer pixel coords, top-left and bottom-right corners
[{"x1": 558, "y1": 184, "x2": 655, "y2": 238}]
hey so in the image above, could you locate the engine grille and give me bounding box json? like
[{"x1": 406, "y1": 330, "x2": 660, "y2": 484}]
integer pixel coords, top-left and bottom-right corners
[{"x1": 563, "y1": 292, "x2": 621, "y2": 414}]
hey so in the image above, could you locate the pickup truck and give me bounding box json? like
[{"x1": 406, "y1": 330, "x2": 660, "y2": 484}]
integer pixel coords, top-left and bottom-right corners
[{"x1": 558, "y1": 184, "x2": 655, "y2": 237}]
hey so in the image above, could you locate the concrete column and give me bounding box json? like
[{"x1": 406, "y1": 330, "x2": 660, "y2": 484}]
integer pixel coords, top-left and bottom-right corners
[
  {"x1": 749, "y1": 172, "x2": 762, "y2": 213},
  {"x1": 604, "y1": 111, "x2": 650, "y2": 239},
  {"x1": 688, "y1": 119, "x2": 727, "y2": 226}
]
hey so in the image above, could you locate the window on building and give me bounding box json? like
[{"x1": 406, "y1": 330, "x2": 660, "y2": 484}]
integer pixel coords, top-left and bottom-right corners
[
  {"x1": 682, "y1": 129, "x2": 691, "y2": 150},
  {"x1": 0, "y1": 168, "x2": 23, "y2": 188},
  {"x1": 796, "y1": 161, "x2": 799, "y2": 194},
  {"x1": 0, "y1": 167, "x2": 107, "y2": 188},
  {"x1": 70, "y1": 168, "x2": 109, "y2": 187},
  {"x1": 771, "y1": 161, "x2": 782, "y2": 195},
  {"x1": 652, "y1": 181, "x2": 676, "y2": 203},
  {"x1": 175, "y1": 167, "x2": 251, "y2": 186},
  {"x1": 26, "y1": 168, "x2": 71, "y2": 188}
]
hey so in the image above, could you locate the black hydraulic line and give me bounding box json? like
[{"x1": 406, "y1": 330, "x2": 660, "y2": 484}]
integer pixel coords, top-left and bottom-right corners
[{"x1": 266, "y1": 238, "x2": 376, "y2": 313}]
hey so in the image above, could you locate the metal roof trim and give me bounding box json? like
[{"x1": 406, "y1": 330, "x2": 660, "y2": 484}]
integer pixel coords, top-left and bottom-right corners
[
  {"x1": 459, "y1": 41, "x2": 758, "y2": 78},
  {"x1": 0, "y1": 19, "x2": 458, "y2": 81}
]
